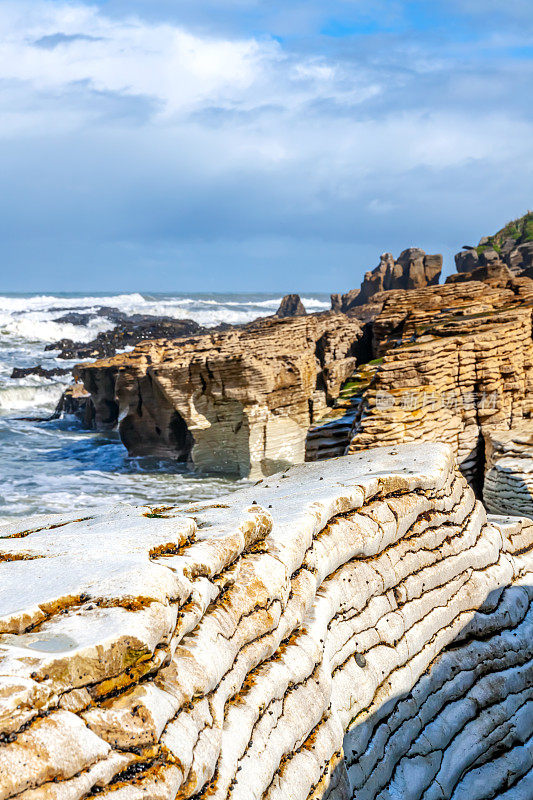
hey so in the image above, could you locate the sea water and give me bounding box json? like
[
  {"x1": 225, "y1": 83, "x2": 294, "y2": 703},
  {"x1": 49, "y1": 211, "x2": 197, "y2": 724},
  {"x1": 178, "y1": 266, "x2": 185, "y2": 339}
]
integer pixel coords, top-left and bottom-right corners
[{"x1": 0, "y1": 292, "x2": 329, "y2": 522}]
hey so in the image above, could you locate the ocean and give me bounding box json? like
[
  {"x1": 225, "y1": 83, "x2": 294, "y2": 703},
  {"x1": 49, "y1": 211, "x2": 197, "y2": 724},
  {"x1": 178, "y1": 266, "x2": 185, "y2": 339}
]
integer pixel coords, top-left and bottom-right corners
[{"x1": 0, "y1": 292, "x2": 330, "y2": 522}]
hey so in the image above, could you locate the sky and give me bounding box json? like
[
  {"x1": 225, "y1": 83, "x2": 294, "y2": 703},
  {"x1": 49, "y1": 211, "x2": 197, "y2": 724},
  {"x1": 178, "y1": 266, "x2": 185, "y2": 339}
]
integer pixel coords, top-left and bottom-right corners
[{"x1": 0, "y1": 0, "x2": 531, "y2": 293}]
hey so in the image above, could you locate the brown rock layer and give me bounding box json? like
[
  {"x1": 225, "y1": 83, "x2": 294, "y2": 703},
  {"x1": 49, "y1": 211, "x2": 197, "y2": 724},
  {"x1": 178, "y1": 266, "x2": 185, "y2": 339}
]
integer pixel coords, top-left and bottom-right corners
[
  {"x1": 76, "y1": 314, "x2": 363, "y2": 478},
  {"x1": 307, "y1": 279, "x2": 533, "y2": 487}
]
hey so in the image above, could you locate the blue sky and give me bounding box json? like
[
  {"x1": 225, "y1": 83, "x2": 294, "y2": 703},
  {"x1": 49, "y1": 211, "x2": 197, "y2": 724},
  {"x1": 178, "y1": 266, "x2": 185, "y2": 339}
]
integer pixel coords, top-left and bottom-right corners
[{"x1": 0, "y1": 0, "x2": 531, "y2": 292}]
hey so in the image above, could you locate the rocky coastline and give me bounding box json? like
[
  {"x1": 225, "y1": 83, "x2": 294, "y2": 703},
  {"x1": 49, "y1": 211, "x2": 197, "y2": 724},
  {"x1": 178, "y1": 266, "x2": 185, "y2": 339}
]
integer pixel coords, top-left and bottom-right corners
[
  {"x1": 32, "y1": 215, "x2": 530, "y2": 508},
  {"x1": 3, "y1": 213, "x2": 533, "y2": 800},
  {"x1": 1, "y1": 443, "x2": 532, "y2": 799}
]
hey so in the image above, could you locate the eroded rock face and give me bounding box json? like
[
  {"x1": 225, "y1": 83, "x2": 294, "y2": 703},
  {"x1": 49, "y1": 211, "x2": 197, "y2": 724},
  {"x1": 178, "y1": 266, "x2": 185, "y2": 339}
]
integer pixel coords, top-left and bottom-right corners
[
  {"x1": 275, "y1": 294, "x2": 307, "y2": 317},
  {"x1": 483, "y1": 423, "x2": 533, "y2": 517},
  {"x1": 332, "y1": 249, "x2": 442, "y2": 313},
  {"x1": 1, "y1": 444, "x2": 532, "y2": 800},
  {"x1": 320, "y1": 279, "x2": 533, "y2": 486},
  {"x1": 75, "y1": 314, "x2": 363, "y2": 478}
]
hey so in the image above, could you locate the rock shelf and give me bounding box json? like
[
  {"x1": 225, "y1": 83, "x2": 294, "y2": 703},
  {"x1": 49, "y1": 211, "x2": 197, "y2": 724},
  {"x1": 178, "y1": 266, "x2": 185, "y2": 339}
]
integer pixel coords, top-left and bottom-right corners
[{"x1": 1, "y1": 443, "x2": 532, "y2": 799}]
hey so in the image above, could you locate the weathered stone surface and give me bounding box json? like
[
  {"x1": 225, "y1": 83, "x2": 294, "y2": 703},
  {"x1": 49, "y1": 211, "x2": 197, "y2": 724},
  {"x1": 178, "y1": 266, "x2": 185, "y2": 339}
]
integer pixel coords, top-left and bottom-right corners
[
  {"x1": 318, "y1": 279, "x2": 533, "y2": 486},
  {"x1": 1, "y1": 444, "x2": 532, "y2": 800},
  {"x1": 75, "y1": 314, "x2": 363, "y2": 478},
  {"x1": 275, "y1": 294, "x2": 307, "y2": 317},
  {"x1": 484, "y1": 423, "x2": 533, "y2": 517},
  {"x1": 332, "y1": 249, "x2": 442, "y2": 312}
]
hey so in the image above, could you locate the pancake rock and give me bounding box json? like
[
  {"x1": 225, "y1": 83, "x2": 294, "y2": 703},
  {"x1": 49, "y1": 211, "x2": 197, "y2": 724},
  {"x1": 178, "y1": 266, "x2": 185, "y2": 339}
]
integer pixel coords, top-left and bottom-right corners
[
  {"x1": 320, "y1": 279, "x2": 533, "y2": 486},
  {"x1": 75, "y1": 314, "x2": 363, "y2": 478},
  {"x1": 1, "y1": 443, "x2": 532, "y2": 800},
  {"x1": 483, "y1": 423, "x2": 533, "y2": 517},
  {"x1": 331, "y1": 248, "x2": 442, "y2": 313}
]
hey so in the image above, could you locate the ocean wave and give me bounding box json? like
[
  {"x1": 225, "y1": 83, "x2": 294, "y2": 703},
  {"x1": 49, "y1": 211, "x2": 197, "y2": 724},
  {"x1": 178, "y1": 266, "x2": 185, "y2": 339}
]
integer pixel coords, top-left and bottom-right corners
[
  {"x1": 0, "y1": 292, "x2": 146, "y2": 313},
  {"x1": 0, "y1": 383, "x2": 65, "y2": 413},
  {"x1": 2, "y1": 316, "x2": 114, "y2": 344}
]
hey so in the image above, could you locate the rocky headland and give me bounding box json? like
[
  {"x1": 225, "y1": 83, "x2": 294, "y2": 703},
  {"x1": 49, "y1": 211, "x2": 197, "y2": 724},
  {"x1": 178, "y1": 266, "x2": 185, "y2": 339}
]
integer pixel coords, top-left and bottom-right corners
[
  {"x1": 62, "y1": 215, "x2": 533, "y2": 506},
  {"x1": 1, "y1": 443, "x2": 532, "y2": 800},
  {"x1": 74, "y1": 313, "x2": 364, "y2": 479}
]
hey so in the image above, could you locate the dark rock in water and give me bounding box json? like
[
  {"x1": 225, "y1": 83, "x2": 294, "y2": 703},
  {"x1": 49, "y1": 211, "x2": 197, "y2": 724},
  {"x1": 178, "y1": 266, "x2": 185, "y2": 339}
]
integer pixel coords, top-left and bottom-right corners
[
  {"x1": 45, "y1": 318, "x2": 206, "y2": 359},
  {"x1": 52, "y1": 384, "x2": 95, "y2": 427},
  {"x1": 275, "y1": 294, "x2": 307, "y2": 317},
  {"x1": 53, "y1": 312, "x2": 95, "y2": 325},
  {"x1": 10, "y1": 365, "x2": 72, "y2": 380}
]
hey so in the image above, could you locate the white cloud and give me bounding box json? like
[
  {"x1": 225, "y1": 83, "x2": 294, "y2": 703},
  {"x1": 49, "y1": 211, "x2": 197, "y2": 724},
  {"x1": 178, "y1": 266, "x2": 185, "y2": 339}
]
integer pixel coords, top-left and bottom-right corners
[{"x1": 0, "y1": 0, "x2": 531, "y2": 291}]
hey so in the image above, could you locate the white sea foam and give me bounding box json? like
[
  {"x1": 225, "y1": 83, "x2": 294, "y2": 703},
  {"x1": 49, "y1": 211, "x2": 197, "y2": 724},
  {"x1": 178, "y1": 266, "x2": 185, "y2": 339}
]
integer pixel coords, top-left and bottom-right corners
[{"x1": 0, "y1": 383, "x2": 65, "y2": 412}]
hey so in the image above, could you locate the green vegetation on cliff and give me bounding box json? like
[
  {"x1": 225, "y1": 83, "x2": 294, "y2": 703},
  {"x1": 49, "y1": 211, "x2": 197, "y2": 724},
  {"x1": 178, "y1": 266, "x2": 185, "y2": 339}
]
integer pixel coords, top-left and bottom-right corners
[{"x1": 476, "y1": 211, "x2": 533, "y2": 254}]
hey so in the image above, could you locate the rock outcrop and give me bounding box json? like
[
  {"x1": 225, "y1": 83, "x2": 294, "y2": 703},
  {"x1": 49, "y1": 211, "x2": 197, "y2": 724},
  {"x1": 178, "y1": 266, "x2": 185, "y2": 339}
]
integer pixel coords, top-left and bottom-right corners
[
  {"x1": 484, "y1": 423, "x2": 533, "y2": 517},
  {"x1": 51, "y1": 383, "x2": 95, "y2": 427},
  {"x1": 1, "y1": 444, "x2": 532, "y2": 800},
  {"x1": 309, "y1": 279, "x2": 533, "y2": 488},
  {"x1": 331, "y1": 249, "x2": 442, "y2": 313},
  {"x1": 47, "y1": 317, "x2": 205, "y2": 360},
  {"x1": 75, "y1": 314, "x2": 364, "y2": 478},
  {"x1": 455, "y1": 211, "x2": 533, "y2": 277},
  {"x1": 275, "y1": 294, "x2": 307, "y2": 317}
]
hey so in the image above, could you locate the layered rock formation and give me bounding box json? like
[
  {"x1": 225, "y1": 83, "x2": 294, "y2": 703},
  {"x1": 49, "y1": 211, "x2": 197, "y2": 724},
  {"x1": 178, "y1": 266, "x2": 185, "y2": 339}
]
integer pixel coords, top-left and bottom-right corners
[
  {"x1": 484, "y1": 423, "x2": 533, "y2": 517},
  {"x1": 1, "y1": 444, "x2": 532, "y2": 800},
  {"x1": 331, "y1": 248, "x2": 442, "y2": 312},
  {"x1": 75, "y1": 314, "x2": 363, "y2": 478},
  {"x1": 311, "y1": 279, "x2": 533, "y2": 487}
]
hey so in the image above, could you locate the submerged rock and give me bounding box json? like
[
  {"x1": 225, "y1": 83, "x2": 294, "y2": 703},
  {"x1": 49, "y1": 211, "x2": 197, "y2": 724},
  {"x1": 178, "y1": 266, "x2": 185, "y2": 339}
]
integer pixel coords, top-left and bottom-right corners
[
  {"x1": 0, "y1": 443, "x2": 531, "y2": 800},
  {"x1": 10, "y1": 365, "x2": 72, "y2": 379}
]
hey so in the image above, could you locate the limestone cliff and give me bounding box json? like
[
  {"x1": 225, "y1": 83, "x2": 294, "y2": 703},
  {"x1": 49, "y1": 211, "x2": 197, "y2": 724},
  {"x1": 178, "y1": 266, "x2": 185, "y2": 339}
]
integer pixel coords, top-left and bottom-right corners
[
  {"x1": 1, "y1": 444, "x2": 532, "y2": 800},
  {"x1": 75, "y1": 314, "x2": 363, "y2": 479},
  {"x1": 307, "y1": 279, "x2": 533, "y2": 487}
]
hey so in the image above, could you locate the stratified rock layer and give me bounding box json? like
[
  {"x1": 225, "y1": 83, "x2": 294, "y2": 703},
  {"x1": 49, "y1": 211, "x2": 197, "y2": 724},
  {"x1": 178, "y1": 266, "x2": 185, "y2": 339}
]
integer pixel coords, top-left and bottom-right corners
[
  {"x1": 330, "y1": 279, "x2": 533, "y2": 485},
  {"x1": 76, "y1": 314, "x2": 363, "y2": 478},
  {"x1": 484, "y1": 423, "x2": 533, "y2": 517},
  {"x1": 331, "y1": 249, "x2": 442, "y2": 312},
  {"x1": 1, "y1": 443, "x2": 532, "y2": 800}
]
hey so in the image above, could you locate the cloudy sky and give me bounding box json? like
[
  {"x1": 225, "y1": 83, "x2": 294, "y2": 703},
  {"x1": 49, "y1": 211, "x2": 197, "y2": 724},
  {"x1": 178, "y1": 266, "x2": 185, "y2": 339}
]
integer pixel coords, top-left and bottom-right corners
[{"x1": 0, "y1": 0, "x2": 531, "y2": 292}]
